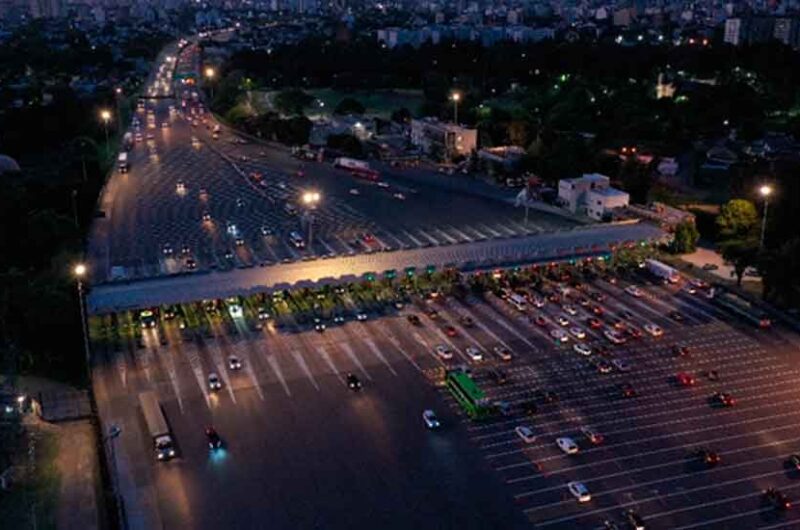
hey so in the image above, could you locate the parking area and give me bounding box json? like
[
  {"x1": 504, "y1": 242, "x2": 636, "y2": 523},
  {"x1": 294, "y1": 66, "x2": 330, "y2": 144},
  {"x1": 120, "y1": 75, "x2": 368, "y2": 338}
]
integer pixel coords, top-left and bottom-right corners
[{"x1": 89, "y1": 258, "x2": 800, "y2": 530}]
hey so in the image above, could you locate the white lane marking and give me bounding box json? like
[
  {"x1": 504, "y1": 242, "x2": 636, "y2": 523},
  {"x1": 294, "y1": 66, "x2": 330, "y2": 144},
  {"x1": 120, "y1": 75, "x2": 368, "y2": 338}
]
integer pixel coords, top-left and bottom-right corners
[
  {"x1": 316, "y1": 345, "x2": 345, "y2": 384},
  {"x1": 290, "y1": 350, "x2": 317, "y2": 391},
  {"x1": 379, "y1": 329, "x2": 422, "y2": 371},
  {"x1": 230, "y1": 319, "x2": 265, "y2": 401},
  {"x1": 402, "y1": 230, "x2": 425, "y2": 247},
  {"x1": 434, "y1": 227, "x2": 459, "y2": 244},
  {"x1": 446, "y1": 225, "x2": 473, "y2": 242},
  {"x1": 182, "y1": 341, "x2": 212, "y2": 408},
  {"x1": 479, "y1": 223, "x2": 503, "y2": 237},
  {"x1": 338, "y1": 342, "x2": 372, "y2": 380},
  {"x1": 317, "y1": 237, "x2": 337, "y2": 256},
  {"x1": 416, "y1": 228, "x2": 440, "y2": 245},
  {"x1": 152, "y1": 341, "x2": 184, "y2": 413},
  {"x1": 363, "y1": 338, "x2": 398, "y2": 376},
  {"x1": 207, "y1": 335, "x2": 237, "y2": 403}
]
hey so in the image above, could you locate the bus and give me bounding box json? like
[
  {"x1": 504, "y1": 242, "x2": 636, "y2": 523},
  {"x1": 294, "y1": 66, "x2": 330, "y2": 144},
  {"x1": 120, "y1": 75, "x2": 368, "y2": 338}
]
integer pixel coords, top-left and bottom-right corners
[
  {"x1": 714, "y1": 290, "x2": 771, "y2": 329},
  {"x1": 446, "y1": 371, "x2": 492, "y2": 420},
  {"x1": 139, "y1": 391, "x2": 176, "y2": 461},
  {"x1": 289, "y1": 231, "x2": 305, "y2": 249}
]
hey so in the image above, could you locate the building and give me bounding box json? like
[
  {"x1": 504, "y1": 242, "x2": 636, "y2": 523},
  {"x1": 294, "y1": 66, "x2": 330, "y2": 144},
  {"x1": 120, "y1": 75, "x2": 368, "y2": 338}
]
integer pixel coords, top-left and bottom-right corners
[
  {"x1": 724, "y1": 17, "x2": 745, "y2": 45},
  {"x1": 410, "y1": 118, "x2": 477, "y2": 161},
  {"x1": 558, "y1": 173, "x2": 629, "y2": 221}
]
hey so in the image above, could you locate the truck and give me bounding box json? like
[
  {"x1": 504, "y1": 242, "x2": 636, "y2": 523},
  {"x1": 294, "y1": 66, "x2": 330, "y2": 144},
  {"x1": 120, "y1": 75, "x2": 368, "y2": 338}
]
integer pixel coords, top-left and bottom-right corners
[
  {"x1": 333, "y1": 157, "x2": 379, "y2": 181},
  {"x1": 645, "y1": 259, "x2": 680, "y2": 284},
  {"x1": 139, "y1": 391, "x2": 176, "y2": 461},
  {"x1": 117, "y1": 152, "x2": 129, "y2": 173},
  {"x1": 123, "y1": 132, "x2": 134, "y2": 151}
]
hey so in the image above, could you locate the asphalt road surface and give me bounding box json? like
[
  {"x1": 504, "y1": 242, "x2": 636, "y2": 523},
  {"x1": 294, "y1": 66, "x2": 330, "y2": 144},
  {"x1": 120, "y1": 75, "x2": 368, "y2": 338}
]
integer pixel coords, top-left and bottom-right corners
[{"x1": 93, "y1": 268, "x2": 800, "y2": 530}]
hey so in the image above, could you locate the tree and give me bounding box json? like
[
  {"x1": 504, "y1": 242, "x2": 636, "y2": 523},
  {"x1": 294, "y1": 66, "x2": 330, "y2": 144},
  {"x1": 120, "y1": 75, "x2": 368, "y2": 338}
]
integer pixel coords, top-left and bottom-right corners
[
  {"x1": 391, "y1": 107, "x2": 411, "y2": 124},
  {"x1": 716, "y1": 199, "x2": 758, "y2": 240},
  {"x1": 326, "y1": 133, "x2": 363, "y2": 157},
  {"x1": 720, "y1": 239, "x2": 759, "y2": 286},
  {"x1": 333, "y1": 97, "x2": 365, "y2": 115},
  {"x1": 273, "y1": 89, "x2": 314, "y2": 115},
  {"x1": 671, "y1": 220, "x2": 700, "y2": 254}
]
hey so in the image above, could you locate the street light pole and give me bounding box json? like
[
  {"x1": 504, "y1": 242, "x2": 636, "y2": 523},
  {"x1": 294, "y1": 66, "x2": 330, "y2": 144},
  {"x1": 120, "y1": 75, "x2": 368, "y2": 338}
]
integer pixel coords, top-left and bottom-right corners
[
  {"x1": 74, "y1": 264, "x2": 91, "y2": 380},
  {"x1": 759, "y1": 185, "x2": 772, "y2": 250},
  {"x1": 451, "y1": 92, "x2": 461, "y2": 125},
  {"x1": 114, "y1": 88, "x2": 123, "y2": 132},
  {"x1": 100, "y1": 110, "x2": 112, "y2": 154},
  {"x1": 301, "y1": 191, "x2": 321, "y2": 249}
]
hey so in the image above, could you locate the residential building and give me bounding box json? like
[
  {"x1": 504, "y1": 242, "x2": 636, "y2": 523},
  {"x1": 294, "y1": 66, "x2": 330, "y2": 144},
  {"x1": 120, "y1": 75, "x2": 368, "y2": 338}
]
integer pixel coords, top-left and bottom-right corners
[
  {"x1": 558, "y1": 173, "x2": 629, "y2": 220},
  {"x1": 410, "y1": 118, "x2": 477, "y2": 160}
]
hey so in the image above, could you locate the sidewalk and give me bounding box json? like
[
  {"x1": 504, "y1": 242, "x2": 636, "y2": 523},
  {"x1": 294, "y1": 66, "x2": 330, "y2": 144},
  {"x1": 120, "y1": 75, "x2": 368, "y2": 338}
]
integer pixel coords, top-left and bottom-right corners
[{"x1": 55, "y1": 420, "x2": 102, "y2": 530}]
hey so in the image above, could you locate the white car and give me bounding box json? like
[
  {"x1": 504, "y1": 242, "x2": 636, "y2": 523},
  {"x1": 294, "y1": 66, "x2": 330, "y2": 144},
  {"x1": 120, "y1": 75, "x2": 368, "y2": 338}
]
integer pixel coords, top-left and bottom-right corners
[
  {"x1": 550, "y1": 328, "x2": 569, "y2": 343},
  {"x1": 376, "y1": 181, "x2": 390, "y2": 188},
  {"x1": 532, "y1": 296, "x2": 546, "y2": 308},
  {"x1": 567, "y1": 481, "x2": 591, "y2": 503},
  {"x1": 465, "y1": 346, "x2": 483, "y2": 362},
  {"x1": 604, "y1": 329, "x2": 626, "y2": 344},
  {"x1": 569, "y1": 327, "x2": 586, "y2": 339},
  {"x1": 435, "y1": 345, "x2": 453, "y2": 360},
  {"x1": 349, "y1": 188, "x2": 360, "y2": 196},
  {"x1": 493, "y1": 345, "x2": 513, "y2": 362},
  {"x1": 556, "y1": 315, "x2": 570, "y2": 327},
  {"x1": 625, "y1": 285, "x2": 643, "y2": 297},
  {"x1": 573, "y1": 343, "x2": 592, "y2": 356},
  {"x1": 644, "y1": 323, "x2": 663, "y2": 337},
  {"x1": 207, "y1": 373, "x2": 222, "y2": 391},
  {"x1": 563, "y1": 305, "x2": 578, "y2": 316},
  {"x1": 393, "y1": 192, "x2": 406, "y2": 200},
  {"x1": 515, "y1": 425, "x2": 536, "y2": 444},
  {"x1": 556, "y1": 437, "x2": 579, "y2": 455},
  {"x1": 612, "y1": 358, "x2": 631, "y2": 372},
  {"x1": 422, "y1": 409, "x2": 440, "y2": 429}
]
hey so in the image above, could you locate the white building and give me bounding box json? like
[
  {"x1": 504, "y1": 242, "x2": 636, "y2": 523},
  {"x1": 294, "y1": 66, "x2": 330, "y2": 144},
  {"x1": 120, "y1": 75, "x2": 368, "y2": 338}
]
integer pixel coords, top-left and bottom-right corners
[
  {"x1": 558, "y1": 173, "x2": 629, "y2": 220},
  {"x1": 724, "y1": 17, "x2": 744, "y2": 45},
  {"x1": 410, "y1": 118, "x2": 477, "y2": 160}
]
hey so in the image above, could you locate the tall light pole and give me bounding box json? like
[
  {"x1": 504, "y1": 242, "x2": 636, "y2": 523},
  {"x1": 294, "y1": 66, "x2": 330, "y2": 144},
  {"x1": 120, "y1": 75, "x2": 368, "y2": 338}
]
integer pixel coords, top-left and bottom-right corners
[
  {"x1": 114, "y1": 87, "x2": 123, "y2": 131},
  {"x1": 301, "y1": 190, "x2": 321, "y2": 249},
  {"x1": 73, "y1": 263, "x2": 92, "y2": 380},
  {"x1": 100, "y1": 109, "x2": 112, "y2": 154},
  {"x1": 451, "y1": 91, "x2": 461, "y2": 125},
  {"x1": 204, "y1": 66, "x2": 216, "y2": 100},
  {"x1": 759, "y1": 184, "x2": 772, "y2": 250}
]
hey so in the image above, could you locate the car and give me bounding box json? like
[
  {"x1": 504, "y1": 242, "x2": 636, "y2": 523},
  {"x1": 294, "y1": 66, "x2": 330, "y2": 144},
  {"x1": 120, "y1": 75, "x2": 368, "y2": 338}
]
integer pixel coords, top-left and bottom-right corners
[
  {"x1": 520, "y1": 400, "x2": 538, "y2": 416},
  {"x1": 435, "y1": 344, "x2": 453, "y2": 360},
  {"x1": 356, "y1": 312, "x2": 368, "y2": 322},
  {"x1": 672, "y1": 344, "x2": 690, "y2": 357},
  {"x1": 536, "y1": 389, "x2": 559, "y2": 404},
  {"x1": 224, "y1": 249, "x2": 234, "y2": 260},
  {"x1": 207, "y1": 373, "x2": 222, "y2": 391},
  {"x1": 643, "y1": 323, "x2": 663, "y2": 337},
  {"x1": 595, "y1": 358, "x2": 613, "y2": 374},
  {"x1": 550, "y1": 328, "x2": 569, "y2": 343},
  {"x1": 444, "y1": 325, "x2": 458, "y2": 337},
  {"x1": 556, "y1": 315, "x2": 570, "y2": 327},
  {"x1": 205, "y1": 426, "x2": 223, "y2": 450},
  {"x1": 458, "y1": 315, "x2": 475, "y2": 327},
  {"x1": 567, "y1": 481, "x2": 591, "y2": 502},
  {"x1": 619, "y1": 309, "x2": 634, "y2": 320},
  {"x1": 185, "y1": 258, "x2": 197, "y2": 270},
  {"x1": 625, "y1": 285, "x2": 643, "y2": 297},
  {"x1": 622, "y1": 509, "x2": 646, "y2": 530},
  {"x1": 162, "y1": 243, "x2": 173, "y2": 256},
  {"x1": 313, "y1": 318, "x2": 326, "y2": 332},
  {"x1": 684, "y1": 285, "x2": 697, "y2": 295},
  {"x1": 676, "y1": 372, "x2": 695, "y2": 386},
  {"x1": 376, "y1": 181, "x2": 390, "y2": 188},
  {"x1": 577, "y1": 297, "x2": 591, "y2": 307},
  {"x1": 581, "y1": 426, "x2": 604, "y2": 445},
  {"x1": 333, "y1": 314, "x2": 345, "y2": 324},
  {"x1": 619, "y1": 382, "x2": 637, "y2": 398},
  {"x1": 706, "y1": 370, "x2": 720, "y2": 381},
  {"x1": 362, "y1": 233, "x2": 376, "y2": 243},
  {"x1": 569, "y1": 326, "x2": 586, "y2": 339},
  {"x1": 465, "y1": 346, "x2": 483, "y2": 362},
  {"x1": 626, "y1": 326, "x2": 643, "y2": 339},
  {"x1": 494, "y1": 400, "x2": 513, "y2": 416},
  {"x1": 612, "y1": 359, "x2": 631, "y2": 372},
  {"x1": 493, "y1": 345, "x2": 513, "y2": 362},
  {"x1": 765, "y1": 487, "x2": 792, "y2": 511},
  {"x1": 202, "y1": 212, "x2": 212, "y2": 223},
  {"x1": 260, "y1": 225, "x2": 273, "y2": 236},
  {"x1": 602, "y1": 521, "x2": 621, "y2": 530},
  {"x1": 591, "y1": 304, "x2": 605, "y2": 316},
  {"x1": 712, "y1": 391, "x2": 735, "y2": 407},
  {"x1": 556, "y1": 437, "x2": 579, "y2": 455},
  {"x1": 573, "y1": 343, "x2": 592, "y2": 356},
  {"x1": 345, "y1": 373, "x2": 362, "y2": 391},
  {"x1": 533, "y1": 314, "x2": 548, "y2": 327},
  {"x1": 393, "y1": 192, "x2": 406, "y2": 200},
  {"x1": 590, "y1": 291, "x2": 606, "y2": 302},
  {"x1": 669, "y1": 310, "x2": 684, "y2": 322},
  {"x1": 407, "y1": 314, "x2": 422, "y2": 326},
  {"x1": 611, "y1": 318, "x2": 626, "y2": 330},
  {"x1": 176, "y1": 181, "x2": 186, "y2": 193},
  {"x1": 488, "y1": 368, "x2": 508, "y2": 385},
  {"x1": 604, "y1": 329, "x2": 626, "y2": 345},
  {"x1": 257, "y1": 307, "x2": 270, "y2": 320},
  {"x1": 532, "y1": 296, "x2": 546, "y2": 308},
  {"x1": 563, "y1": 304, "x2": 578, "y2": 315},
  {"x1": 227, "y1": 356, "x2": 242, "y2": 370},
  {"x1": 694, "y1": 448, "x2": 720, "y2": 467},
  {"x1": 235, "y1": 237, "x2": 245, "y2": 247},
  {"x1": 348, "y1": 188, "x2": 360, "y2": 195},
  {"x1": 422, "y1": 409, "x2": 440, "y2": 429},
  {"x1": 788, "y1": 454, "x2": 800, "y2": 470},
  {"x1": 588, "y1": 317, "x2": 603, "y2": 329},
  {"x1": 425, "y1": 307, "x2": 440, "y2": 319},
  {"x1": 515, "y1": 425, "x2": 536, "y2": 444},
  {"x1": 702, "y1": 263, "x2": 719, "y2": 271}
]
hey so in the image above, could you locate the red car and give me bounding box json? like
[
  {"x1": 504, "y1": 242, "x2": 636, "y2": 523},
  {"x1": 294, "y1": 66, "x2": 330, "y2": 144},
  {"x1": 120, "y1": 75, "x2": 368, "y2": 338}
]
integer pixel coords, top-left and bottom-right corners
[
  {"x1": 591, "y1": 305, "x2": 604, "y2": 316},
  {"x1": 362, "y1": 233, "x2": 375, "y2": 243},
  {"x1": 713, "y1": 391, "x2": 735, "y2": 407},
  {"x1": 588, "y1": 318, "x2": 603, "y2": 329},
  {"x1": 626, "y1": 327, "x2": 643, "y2": 339},
  {"x1": 673, "y1": 344, "x2": 690, "y2": 357},
  {"x1": 676, "y1": 372, "x2": 695, "y2": 387},
  {"x1": 444, "y1": 325, "x2": 458, "y2": 337},
  {"x1": 533, "y1": 315, "x2": 548, "y2": 327}
]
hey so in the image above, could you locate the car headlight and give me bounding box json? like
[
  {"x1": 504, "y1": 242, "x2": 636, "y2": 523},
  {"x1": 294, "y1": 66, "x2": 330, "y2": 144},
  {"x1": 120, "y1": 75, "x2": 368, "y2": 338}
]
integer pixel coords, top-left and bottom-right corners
[{"x1": 169, "y1": 449, "x2": 176, "y2": 456}]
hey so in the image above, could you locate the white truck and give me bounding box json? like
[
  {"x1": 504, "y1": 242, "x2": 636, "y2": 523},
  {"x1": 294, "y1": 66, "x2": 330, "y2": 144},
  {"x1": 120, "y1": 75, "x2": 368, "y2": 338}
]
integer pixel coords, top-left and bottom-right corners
[
  {"x1": 333, "y1": 157, "x2": 379, "y2": 181},
  {"x1": 117, "y1": 152, "x2": 129, "y2": 173},
  {"x1": 138, "y1": 391, "x2": 176, "y2": 461},
  {"x1": 645, "y1": 259, "x2": 680, "y2": 284}
]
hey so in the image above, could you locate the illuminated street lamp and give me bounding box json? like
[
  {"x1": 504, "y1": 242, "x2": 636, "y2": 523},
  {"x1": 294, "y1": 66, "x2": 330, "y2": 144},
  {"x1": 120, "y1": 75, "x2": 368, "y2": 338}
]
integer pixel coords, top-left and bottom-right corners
[
  {"x1": 73, "y1": 263, "x2": 92, "y2": 378},
  {"x1": 205, "y1": 66, "x2": 216, "y2": 99},
  {"x1": 759, "y1": 184, "x2": 773, "y2": 250},
  {"x1": 301, "y1": 191, "x2": 321, "y2": 248},
  {"x1": 100, "y1": 109, "x2": 112, "y2": 151},
  {"x1": 451, "y1": 91, "x2": 461, "y2": 125},
  {"x1": 114, "y1": 87, "x2": 123, "y2": 131}
]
